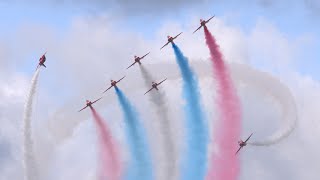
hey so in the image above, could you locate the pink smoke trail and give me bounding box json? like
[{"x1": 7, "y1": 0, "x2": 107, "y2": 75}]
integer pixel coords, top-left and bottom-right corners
[
  {"x1": 90, "y1": 106, "x2": 121, "y2": 180},
  {"x1": 204, "y1": 26, "x2": 241, "y2": 180}
]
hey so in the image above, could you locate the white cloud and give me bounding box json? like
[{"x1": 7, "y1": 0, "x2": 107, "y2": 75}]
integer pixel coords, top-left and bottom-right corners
[{"x1": 0, "y1": 76, "x2": 28, "y2": 180}]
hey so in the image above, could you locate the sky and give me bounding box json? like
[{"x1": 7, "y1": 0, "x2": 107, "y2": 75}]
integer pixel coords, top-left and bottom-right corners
[{"x1": 0, "y1": 0, "x2": 320, "y2": 180}]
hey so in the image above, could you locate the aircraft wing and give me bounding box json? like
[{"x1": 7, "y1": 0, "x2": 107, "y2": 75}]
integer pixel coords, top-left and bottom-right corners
[
  {"x1": 235, "y1": 146, "x2": 243, "y2": 155},
  {"x1": 103, "y1": 86, "x2": 113, "y2": 93},
  {"x1": 117, "y1": 76, "x2": 126, "y2": 83},
  {"x1": 141, "y1": 52, "x2": 150, "y2": 59},
  {"x1": 144, "y1": 87, "x2": 154, "y2": 95},
  {"x1": 42, "y1": 64, "x2": 46, "y2": 68},
  {"x1": 127, "y1": 62, "x2": 136, "y2": 69},
  {"x1": 173, "y1": 32, "x2": 183, "y2": 39},
  {"x1": 244, "y1": 133, "x2": 253, "y2": 143},
  {"x1": 157, "y1": 78, "x2": 167, "y2": 85},
  {"x1": 193, "y1": 26, "x2": 202, "y2": 34},
  {"x1": 206, "y1": 15, "x2": 215, "y2": 23},
  {"x1": 92, "y1": 97, "x2": 102, "y2": 104},
  {"x1": 160, "y1": 42, "x2": 170, "y2": 50},
  {"x1": 78, "y1": 105, "x2": 89, "y2": 112}
]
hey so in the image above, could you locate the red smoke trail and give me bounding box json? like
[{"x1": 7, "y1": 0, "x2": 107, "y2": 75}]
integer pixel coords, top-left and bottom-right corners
[
  {"x1": 204, "y1": 26, "x2": 241, "y2": 180},
  {"x1": 90, "y1": 107, "x2": 121, "y2": 180}
]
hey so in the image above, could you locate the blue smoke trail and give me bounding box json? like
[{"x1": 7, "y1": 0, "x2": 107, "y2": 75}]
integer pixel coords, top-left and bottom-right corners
[
  {"x1": 172, "y1": 43, "x2": 208, "y2": 180},
  {"x1": 114, "y1": 87, "x2": 154, "y2": 180}
]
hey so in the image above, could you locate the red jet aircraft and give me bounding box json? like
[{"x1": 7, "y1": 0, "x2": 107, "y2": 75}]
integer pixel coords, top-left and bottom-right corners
[
  {"x1": 193, "y1": 15, "x2": 215, "y2": 34},
  {"x1": 126, "y1": 52, "x2": 150, "y2": 69},
  {"x1": 160, "y1": 32, "x2": 183, "y2": 50},
  {"x1": 144, "y1": 78, "x2": 167, "y2": 95},
  {"x1": 78, "y1": 97, "x2": 102, "y2": 112},
  {"x1": 103, "y1": 76, "x2": 126, "y2": 93},
  {"x1": 235, "y1": 133, "x2": 253, "y2": 155},
  {"x1": 37, "y1": 52, "x2": 47, "y2": 69}
]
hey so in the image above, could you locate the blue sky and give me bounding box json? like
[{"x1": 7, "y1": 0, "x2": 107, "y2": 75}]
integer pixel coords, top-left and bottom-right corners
[{"x1": 1, "y1": 1, "x2": 319, "y2": 80}]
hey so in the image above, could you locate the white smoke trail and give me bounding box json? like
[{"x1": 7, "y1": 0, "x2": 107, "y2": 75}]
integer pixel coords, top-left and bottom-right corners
[
  {"x1": 139, "y1": 66, "x2": 178, "y2": 180},
  {"x1": 141, "y1": 62, "x2": 297, "y2": 146},
  {"x1": 48, "y1": 61, "x2": 296, "y2": 148},
  {"x1": 23, "y1": 68, "x2": 40, "y2": 180},
  {"x1": 229, "y1": 64, "x2": 298, "y2": 146}
]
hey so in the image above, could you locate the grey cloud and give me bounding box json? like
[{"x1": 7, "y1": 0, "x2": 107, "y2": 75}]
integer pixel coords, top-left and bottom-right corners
[
  {"x1": 304, "y1": 0, "x2": 320, "y2": 14},
  {"x1": 63, "y1": 0, "x2": 320, "y2": 16},
  {"x1": 1, "y1": 0, "x2": 320, "y2": 16},
  {"x1": 56, "y1": 0, "x2": 207, "y2": 14},
  {"x1": 257, "y1": 0, "x2": 320, "y2": 14},
  {"x1": 0, "y1": 42, "x2": 12, "y2": 75},
  {"x1": 0, "y1": 140, "x2": 11, "y2": 168}
]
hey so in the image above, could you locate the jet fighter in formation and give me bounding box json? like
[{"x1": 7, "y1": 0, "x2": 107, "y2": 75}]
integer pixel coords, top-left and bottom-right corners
[
  {"x1": 160, "y1": 32, "x2": 183, "y2": 50},
  {"x1": 144, "y1": 78, "x2": 167, "y2": 95},
  {"x1": 37, "y1": 52, "x2": 47, "y2": 69},
  {"x1": 103, "y1": 76, "x2": 126, "y2": 93},
  {"x1": 75, "y1": 15, "x2": 257, "y2": 157},
  {"x1": 235, "y1": 133, "x2": 253, "y2": 155},
  {"x1": 78, "y1": 98, "x2": 102, "y2": 112},
  {"x1": 127, "y1": 52, "x2": 150, "y2": 69},
  {"x1": 193, "y1": 15, "x2": 215, "y2": 34}
]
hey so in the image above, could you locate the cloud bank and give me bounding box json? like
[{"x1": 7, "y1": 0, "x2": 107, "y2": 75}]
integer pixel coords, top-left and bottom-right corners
[{"x1": 0, "y1": 14, "x2": 319, "y2": 180}]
